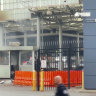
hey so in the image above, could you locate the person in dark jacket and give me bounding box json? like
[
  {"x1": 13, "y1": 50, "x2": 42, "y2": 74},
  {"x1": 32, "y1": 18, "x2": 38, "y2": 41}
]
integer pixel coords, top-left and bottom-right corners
[{"x1": 54, "y1": 76, "x2": 69, "y2": 96}]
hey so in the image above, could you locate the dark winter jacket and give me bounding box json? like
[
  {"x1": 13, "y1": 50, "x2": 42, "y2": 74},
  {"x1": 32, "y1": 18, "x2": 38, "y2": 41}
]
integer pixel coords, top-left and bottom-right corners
[{"x1": 55, "y1": 84, "x2": 69, "y2": 96}]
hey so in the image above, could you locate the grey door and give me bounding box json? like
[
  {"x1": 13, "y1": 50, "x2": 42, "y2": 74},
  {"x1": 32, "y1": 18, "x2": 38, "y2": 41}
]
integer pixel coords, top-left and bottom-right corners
[{"x1": 10, "y1": 51, "x2": 19, "y2": 79}]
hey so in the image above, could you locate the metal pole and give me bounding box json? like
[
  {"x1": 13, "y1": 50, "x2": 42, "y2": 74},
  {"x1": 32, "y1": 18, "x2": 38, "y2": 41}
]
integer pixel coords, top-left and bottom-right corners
[
  {"x1": 4, "y1": 29, "x2": 7, "y2": 46},
  {"x1": 2, "y1": 23, "x2": 7, "y2": 46},
  {"x1": 59, "y1": 0, "x2": 60, "y2": 6},
  {"x1": 37, "y1": 16, "x2": 40, "y2": 49},
  {"x1": 19, "y1": 51, "x2": 21, "y2": 70},
  {"x1": 0, "y1": 24, "x2": 4, "y2": 46},
  {"x1": 37, "y1": 49, "x2": 41, "y2": 91},
  {"x1": 9, "y1": 51, "x2": 11, "y2": 78},
  {"x1": 59, "y1": 24, "x2": 62, "y2": 70},
  {"x1": 40, "y1": 0, "x2": 41, "y2": 7},
  {"x1": 37, "y1": 16, "x2": 41, "y2": 91},
  {"x1": 1, "y1": 0, "x2": 4, "y2": 11},
  {"x1": 77, "y1": 33, "x2": 80, "y2": 66},
  {"x1": 24, "y1": 32, "x2": 27, "y2": 46},
  {"x1": 68, "y1": 47, "x2": 71, "y2": 89},
  {"x1": 41, "y1": 19, "x2": 44, "y2": 49},
  {"x1": 32, "y1": 51, "x2": 35, "y2": 71}
]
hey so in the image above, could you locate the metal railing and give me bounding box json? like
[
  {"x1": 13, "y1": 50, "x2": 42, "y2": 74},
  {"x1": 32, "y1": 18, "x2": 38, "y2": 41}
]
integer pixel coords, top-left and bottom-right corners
[{"x1": 36, "y1": 47, "x2": 83, "y2": 90}]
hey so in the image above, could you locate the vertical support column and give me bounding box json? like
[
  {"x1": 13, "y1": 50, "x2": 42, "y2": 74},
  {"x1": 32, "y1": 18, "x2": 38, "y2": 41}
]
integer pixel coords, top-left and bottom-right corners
[
  {"x1": 41, "y1": 19, "x2": 44, "y2": 49},
  {"x1": 37, "y1": 16, "x2": 40, "y2": 49},
  {"x1": 59, "y1": 0, "x2": 60, "y2": 6},
  {"x1": 37, "y1": 16, "x2": 41, "y2": 91},
  {"x1": 59, "y1": 24, "x2": 62, "y2": 70},
  {"x1": 32, "y1": 51, "x2": 35, "y2": 71},
  {"x1": 9, "y1": 51, "x2": 11, "y2": 78},
  {"x1": 19, "y1": 51, "x2": 21, "y2": 70},
  {"x1": 68, "y1": 47, "x2": 71, "y2": 89},
  {"x1": 2, "y1": 24, "x2": 7, "y2": 46},
  {"x1": 40, "y1": 0, "x2": 41, "y2": 7},
  {"x1": 37, "y1": 49, "x2": 41, "y2": 91},
  {"x1": 24, "y1": 32, "x2": 27, "y2": 46},
  {"x1": 77, "y1": 33, "x2": 80, "y2": 66},
  {"x1": 0, "y1": 24, "x2": 4, "y2": 47},
  {"x1": 4, "y1": 29, "x2": 7, "y2": 46},
  {"x1": 1, "y1": 0, "x2": 4, "y2": 11}
]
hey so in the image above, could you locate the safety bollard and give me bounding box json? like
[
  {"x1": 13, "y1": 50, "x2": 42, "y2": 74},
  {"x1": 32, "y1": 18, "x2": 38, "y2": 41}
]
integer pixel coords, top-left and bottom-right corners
[
  {"x1": 82, "y1": 70, "x2": 84, "y2": 90},
  {"x1": 33, "y1": 71, "x2": 36, "y2": 91},
  {"x1": 40, "y1": 70, "x2": 44, "y2": 91}
]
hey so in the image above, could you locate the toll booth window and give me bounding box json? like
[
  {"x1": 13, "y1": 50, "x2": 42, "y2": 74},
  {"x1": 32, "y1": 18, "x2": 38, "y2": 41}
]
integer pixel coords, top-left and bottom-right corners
[
  {"x1": 0, "y1": 51, "x2": 9, "y2": 65},
  {"x1": 21, "y1": 51, "x2": 32, "y2": 65}
]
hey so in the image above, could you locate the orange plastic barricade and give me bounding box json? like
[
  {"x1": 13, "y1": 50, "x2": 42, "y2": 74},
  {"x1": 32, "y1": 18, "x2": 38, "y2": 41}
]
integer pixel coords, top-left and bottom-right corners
[
  {"x1": 13, "y1": 71, "x2": 33, "y2": 86},
  {"x1": 14, "y1": 70, "x2": 82, "y2": 87}
]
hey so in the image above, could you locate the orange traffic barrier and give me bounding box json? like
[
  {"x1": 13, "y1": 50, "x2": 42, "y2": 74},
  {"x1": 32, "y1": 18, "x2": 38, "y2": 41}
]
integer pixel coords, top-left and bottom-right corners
[
  {"x1": 13, "y1": 71, "x2": 33, "y2": 86},
  {"x1": 13, "y1": 70, "x2": 82, "y2": 87}
]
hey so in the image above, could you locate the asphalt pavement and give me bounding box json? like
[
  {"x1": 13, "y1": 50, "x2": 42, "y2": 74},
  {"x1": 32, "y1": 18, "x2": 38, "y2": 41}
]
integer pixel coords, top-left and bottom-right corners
[{"x1": 0, "y1": 85, "x2": 96, "y2": 96}]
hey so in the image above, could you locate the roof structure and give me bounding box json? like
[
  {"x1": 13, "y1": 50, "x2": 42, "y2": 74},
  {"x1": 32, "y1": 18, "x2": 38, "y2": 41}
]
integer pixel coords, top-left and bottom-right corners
[{"x1": 0, "y1": 0, "x2": 83, "y2": 35}]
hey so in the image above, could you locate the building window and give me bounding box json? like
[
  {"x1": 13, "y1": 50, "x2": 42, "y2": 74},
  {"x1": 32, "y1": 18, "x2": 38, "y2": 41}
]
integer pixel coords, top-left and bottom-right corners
[{"x1": 27, "y1": 37, "x2": 37, "y2": 46}]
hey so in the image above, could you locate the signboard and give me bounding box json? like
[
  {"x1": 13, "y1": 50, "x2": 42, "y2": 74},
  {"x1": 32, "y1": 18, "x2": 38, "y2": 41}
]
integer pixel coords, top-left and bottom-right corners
[
  {"x1": 74, "y1": 12, "x2": 91, "y2": 17},
  {"x1": 41, "y1": 60, "x2": 47, "y2": 68},
  {"x1": 85, "y1": 19, "x2": 96, "y2": 23}
]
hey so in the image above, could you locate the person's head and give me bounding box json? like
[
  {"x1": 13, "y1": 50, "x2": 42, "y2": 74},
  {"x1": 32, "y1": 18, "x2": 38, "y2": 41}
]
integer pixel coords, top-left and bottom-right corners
[{"x1": 54, "y1": 76, "x2": 62, "y2": 86}]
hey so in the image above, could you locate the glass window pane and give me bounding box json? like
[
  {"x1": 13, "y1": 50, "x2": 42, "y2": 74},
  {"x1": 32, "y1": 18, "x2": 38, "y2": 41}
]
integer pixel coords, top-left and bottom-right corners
[
  {"x1": 21, "y1": 51, "x2": 32, "y2": 65},
  {"x1": 0, "y1": 51, "x2": 9, "y2": 65},
  {"x1": 27, "y1": 37, "x2": 37, "y2": 46}
]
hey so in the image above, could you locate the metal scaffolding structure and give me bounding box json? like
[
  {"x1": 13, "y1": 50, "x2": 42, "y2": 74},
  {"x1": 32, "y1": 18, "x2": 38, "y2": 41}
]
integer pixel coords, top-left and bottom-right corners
[{"x1": 0, "y1": 0, "x2": 83, "y2": 48}]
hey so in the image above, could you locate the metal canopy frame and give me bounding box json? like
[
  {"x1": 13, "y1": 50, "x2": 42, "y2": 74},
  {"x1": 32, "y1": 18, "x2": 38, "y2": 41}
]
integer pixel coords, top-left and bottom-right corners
[
  {"x1": 0, "y1": 1, "x2": 83, "y2": 47},
  {"x1": 0, "y1": 1, "x2": 83, "y2": 33}
]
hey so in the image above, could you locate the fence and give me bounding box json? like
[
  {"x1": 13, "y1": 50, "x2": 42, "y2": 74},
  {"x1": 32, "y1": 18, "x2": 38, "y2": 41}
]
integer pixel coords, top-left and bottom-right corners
[
  {"x1": 38, "y1": 47, "x2": 83, "y2": 90},
  {"x1": 13, "y1": 47, "x2": 83, "y2": 91},
  {"x1": 40, "y1": 39, "x2": 83, "y2": 49}
]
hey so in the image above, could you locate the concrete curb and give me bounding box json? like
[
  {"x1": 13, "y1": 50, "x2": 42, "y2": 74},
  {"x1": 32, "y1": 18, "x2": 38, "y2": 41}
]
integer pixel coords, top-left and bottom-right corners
[{"x1": 80, "y1": 90, "x2": 96, "y2": 93}]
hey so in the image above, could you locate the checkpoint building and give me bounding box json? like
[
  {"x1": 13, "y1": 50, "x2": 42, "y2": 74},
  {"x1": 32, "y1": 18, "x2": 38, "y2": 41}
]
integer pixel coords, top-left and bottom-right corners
[
  {"x1": 0, "y1": 0, "x2": 83, "y2": 78},
  {"x1": 0, "y1": 0, "x2": 95, "y2": 90}
]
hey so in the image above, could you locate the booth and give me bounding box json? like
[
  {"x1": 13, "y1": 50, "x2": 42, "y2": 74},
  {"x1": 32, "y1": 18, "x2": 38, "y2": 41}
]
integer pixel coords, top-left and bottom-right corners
[{"x1": 0, "y1": 46, "x2": 37, "y2": 78}]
